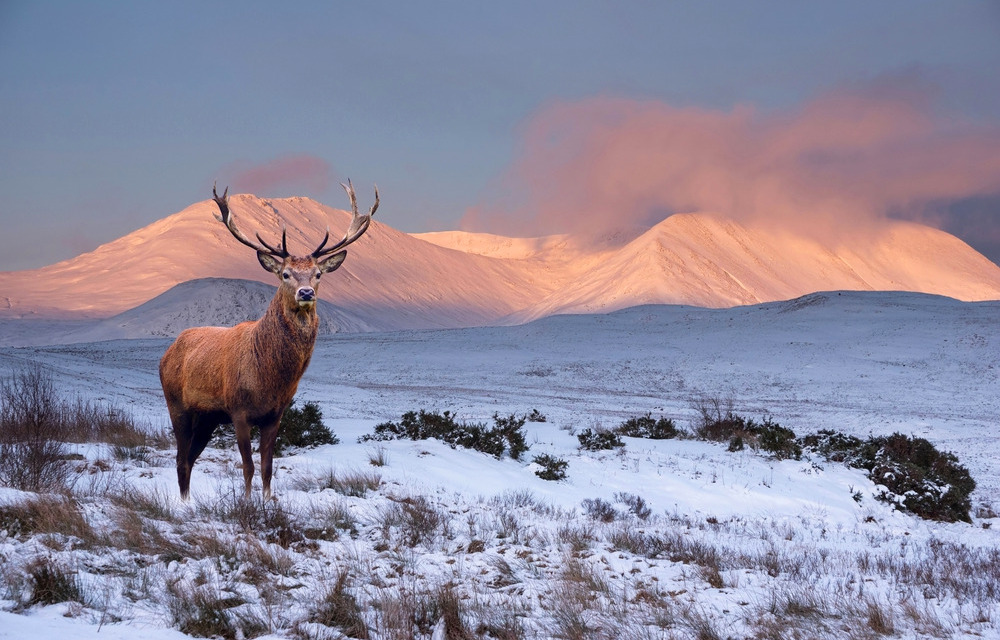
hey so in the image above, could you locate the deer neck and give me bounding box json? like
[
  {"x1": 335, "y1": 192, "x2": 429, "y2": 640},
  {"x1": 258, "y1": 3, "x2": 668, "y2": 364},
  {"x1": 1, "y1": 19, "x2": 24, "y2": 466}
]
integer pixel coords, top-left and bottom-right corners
[{"x1": 252, "y1": 290, "x2": 319, "y2": 368}]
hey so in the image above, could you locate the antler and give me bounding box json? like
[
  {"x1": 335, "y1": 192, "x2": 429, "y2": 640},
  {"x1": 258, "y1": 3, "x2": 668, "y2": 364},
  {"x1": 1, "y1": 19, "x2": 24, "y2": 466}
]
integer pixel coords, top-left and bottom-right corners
[
  {"x1": 212, "y1": 183, "x2": 289, "y2": 258},
  {"x1": 312, "y1": 180, "x2": 379, "y2": 258}
]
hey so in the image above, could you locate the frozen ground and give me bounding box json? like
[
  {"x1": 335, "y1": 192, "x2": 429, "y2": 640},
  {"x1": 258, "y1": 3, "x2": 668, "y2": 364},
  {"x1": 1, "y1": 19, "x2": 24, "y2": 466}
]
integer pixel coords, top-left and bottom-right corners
[{"x1": 0, "y1": 290, "x2": 998, "y2": 638}]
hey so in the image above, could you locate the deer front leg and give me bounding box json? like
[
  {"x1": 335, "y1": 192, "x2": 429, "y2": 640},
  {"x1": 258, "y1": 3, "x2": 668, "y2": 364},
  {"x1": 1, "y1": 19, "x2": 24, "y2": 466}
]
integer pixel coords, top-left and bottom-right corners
[
  {"x1": 259, "y1": 421, "x2": 281, "y2": 501},
  {"x1": 234, "y1": 416, "x2": 255, "y2": 497}
]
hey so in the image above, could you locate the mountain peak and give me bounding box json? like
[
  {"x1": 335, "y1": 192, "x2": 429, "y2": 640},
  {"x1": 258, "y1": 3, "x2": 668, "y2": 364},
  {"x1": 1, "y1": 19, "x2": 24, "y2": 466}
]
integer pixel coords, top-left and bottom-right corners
[{"x1": 1, "y1": 198, "x2": 998, "y2": 335}]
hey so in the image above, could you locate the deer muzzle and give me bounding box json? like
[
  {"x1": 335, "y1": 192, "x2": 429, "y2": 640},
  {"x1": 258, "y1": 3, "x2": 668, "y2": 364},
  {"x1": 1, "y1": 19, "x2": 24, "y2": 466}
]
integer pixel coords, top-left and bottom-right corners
[{"x1": 296, "y1": 287, "x2": 316, "y2": 304}]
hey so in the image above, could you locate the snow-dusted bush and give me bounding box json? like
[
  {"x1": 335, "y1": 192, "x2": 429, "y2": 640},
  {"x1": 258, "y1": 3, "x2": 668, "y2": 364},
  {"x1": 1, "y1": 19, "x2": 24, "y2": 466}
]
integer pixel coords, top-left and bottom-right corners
[
  {"x1": 581, "y1": 498, "x2": 617, "y2": 522},
  {"x1": 360, "y1": 410, "x2": 529, "y2": 460},
  {"x1": 303, "y1": 468, "x2": 382, "y2": 498},
  {"x1": 277, "y1": 400, "x2": 338, "y2": 453},
  {"x1": 756, "y1": 419, "x2": 801, "y2": 460},
  {"x1": 697, "y1": 410, "x2": 801, "y2": 460},
  {"x1": 533, "y1": 453, "x2": 568, "y2": 481},
  {"x1": 614, "y1": 492, "x2": 652, "y2": 520},
  {"x1": 616, "y1": 413, "x2": 680, "y2": 439},
  {"x1": 526, "y1": 408, "x2": 547, "y2": 422},
  {"x1": 165, "y1": 576, "x2": 267, "y2": 640},
  {"x1": 802, "y1": 430, "x2": 975, "y2": 523},
  {"x1": 210, "y1": 399, "x2": 338, "y2": 455},
  {"x1": 576, "y1": 427, "x2": 624, "y2": 451}
]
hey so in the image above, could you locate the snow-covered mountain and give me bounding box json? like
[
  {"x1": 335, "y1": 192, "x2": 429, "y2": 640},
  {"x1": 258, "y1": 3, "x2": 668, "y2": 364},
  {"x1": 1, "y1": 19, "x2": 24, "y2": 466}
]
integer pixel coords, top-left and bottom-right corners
[
  {"x1": 0, "y1": 195, "x2": 547, "y2": 329},
  {"x1": 60, "y1": 278, "x2": 378, "y2": 343},
  {"x1": 2, "y1": 195, "x2": 999, "y2": 336}
]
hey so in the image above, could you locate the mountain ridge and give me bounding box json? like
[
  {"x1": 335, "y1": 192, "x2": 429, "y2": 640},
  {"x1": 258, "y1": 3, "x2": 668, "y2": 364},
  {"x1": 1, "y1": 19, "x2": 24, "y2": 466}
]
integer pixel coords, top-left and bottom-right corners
[{"x1": 1, "y1": 195, "x2": 999, "y2": 333}]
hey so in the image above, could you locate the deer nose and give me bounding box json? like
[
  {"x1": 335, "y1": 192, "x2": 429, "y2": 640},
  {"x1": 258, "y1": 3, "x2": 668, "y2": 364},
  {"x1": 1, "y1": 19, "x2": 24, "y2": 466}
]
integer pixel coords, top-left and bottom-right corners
[{"x1": 296, "y1": 287, "x2": 315, "y2": 301}]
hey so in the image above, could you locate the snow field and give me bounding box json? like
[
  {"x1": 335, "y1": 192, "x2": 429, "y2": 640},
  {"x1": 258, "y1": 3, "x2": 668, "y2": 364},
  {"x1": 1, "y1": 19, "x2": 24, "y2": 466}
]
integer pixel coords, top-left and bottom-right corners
[{"x1": 1, "y1": 290, "x2": 998, "y2": 638}]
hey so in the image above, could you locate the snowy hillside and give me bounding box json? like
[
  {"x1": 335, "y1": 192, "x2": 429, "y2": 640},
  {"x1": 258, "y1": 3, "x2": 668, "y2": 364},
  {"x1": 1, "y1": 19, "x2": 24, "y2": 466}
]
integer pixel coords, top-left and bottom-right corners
[
  {"x1": 0, "y1": 278, "x2": 379, "y2": 347},
  {"x1": 71, "y1": 278, "x2": 375, "y2": 340},
  {"x1": 2, "y1": 195, "x2": 1000, "y2": 337},
  {"x1": 0, "y1": 291, "x2": 998, "y2": 638}
]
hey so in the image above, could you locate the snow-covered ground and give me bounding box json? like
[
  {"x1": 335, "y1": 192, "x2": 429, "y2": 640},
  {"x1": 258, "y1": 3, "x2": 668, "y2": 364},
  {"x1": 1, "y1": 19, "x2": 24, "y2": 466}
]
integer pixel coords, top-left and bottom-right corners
[{"x1": 1, "y1": 290, "x2": 998, "y2": 638}]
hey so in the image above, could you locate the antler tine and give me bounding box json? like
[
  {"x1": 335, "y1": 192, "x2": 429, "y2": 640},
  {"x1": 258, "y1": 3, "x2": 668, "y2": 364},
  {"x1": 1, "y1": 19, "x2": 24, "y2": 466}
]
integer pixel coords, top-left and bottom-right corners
[
  {"x1": 211, "y1": 183, "x2": 289, "y2": 258},
  {"x1": 254, "y1": 226, "x2": 289, "y2": 258},
  {"x1": 312, "y1": 180, "x2": 378, "y2": 258}
]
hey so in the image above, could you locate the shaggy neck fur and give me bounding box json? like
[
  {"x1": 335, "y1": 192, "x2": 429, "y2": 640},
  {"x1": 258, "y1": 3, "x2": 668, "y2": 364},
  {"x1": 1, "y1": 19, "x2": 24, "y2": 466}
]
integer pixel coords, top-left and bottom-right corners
[{"x1": 251, "y1": 289, "x2": 319, "y2": 379}]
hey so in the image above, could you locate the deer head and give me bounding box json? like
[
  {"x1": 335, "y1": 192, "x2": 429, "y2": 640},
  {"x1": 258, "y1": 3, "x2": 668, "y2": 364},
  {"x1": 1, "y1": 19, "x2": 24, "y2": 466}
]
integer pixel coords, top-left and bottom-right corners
[{"x1": 212, "y1": 181, "x2": 379, "y2": 309}]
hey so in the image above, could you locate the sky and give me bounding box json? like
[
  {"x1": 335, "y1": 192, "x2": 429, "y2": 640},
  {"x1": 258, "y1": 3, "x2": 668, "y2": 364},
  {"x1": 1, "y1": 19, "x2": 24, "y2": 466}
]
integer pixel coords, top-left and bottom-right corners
[{"x1": 1, "y1": 1, "x2": 999, "y2": 271}]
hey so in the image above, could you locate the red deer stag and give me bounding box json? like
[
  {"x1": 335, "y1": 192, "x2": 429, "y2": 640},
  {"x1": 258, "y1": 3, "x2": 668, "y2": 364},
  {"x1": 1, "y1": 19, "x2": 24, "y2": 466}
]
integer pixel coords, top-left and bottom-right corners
[{"x1": 159, "y1": 182, "x2": 378, "y2": 499}]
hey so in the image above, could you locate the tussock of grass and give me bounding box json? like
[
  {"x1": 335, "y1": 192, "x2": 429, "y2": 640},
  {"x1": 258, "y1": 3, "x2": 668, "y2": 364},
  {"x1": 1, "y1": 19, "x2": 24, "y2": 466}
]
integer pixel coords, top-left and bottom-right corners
[
  {"x1": 307, "y1": 571, "x2": 370, "y2": 638},
  {"x1": 165, "y1": 577, "x2": 266, "y2": 640},
  {"x1": 199, "y1": 487, "x2": 305, "y2": 549},
  {"x1": 0, "y1": 494, "x2": 95, "y2": 543},
  {"x1": 24, "y1": 556, "x2": 84, "y2": 608}
]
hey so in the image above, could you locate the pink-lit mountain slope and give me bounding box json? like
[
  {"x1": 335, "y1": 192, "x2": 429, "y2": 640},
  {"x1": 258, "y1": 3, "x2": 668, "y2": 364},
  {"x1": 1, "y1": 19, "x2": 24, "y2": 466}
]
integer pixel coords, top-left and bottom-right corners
[
  {"x1": 490, "y1": 213, "x2": 1000, "y2": 323},
  {"x1": 0, "y1": 195, "x2": 553, "y2": 329},
  {"x1": 2, "y1": 195, "x2": 1000, "y2": 333}
]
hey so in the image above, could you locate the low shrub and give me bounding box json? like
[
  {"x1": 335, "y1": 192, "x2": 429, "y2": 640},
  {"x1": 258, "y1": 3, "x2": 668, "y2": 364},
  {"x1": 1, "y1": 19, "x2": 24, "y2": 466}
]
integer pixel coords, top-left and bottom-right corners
[
  {"x1": 614, "y1": 492, "x2": 652, "y2": 520},
  {"x1": 868, "y1": 433, "x2": 975, "y2": 523},
  {"x1": 315, "y1": 469, "x2": 381, "y2": 497},
  {"x1": 210, "y1": 399, "x2": 338, "y2": 455},
  {"x1": 360, "y1": 410, "x2": 529, "y2": 460},
  {"x1": 581, "y1": 498, "x2": 617, "y2": 522},
  {"x1": 577, "y1": 427, "x2": 624, "y2": 451},
  {"x1": 204, "y1": 488, "x2": 305, "y2": 548},
  {"x1": 695, "y1": 411, "x2": 752, "y2": 444},
  {"x1": 165, "y1": 578, "x2": 265, "y2": 640},
  {"x1": 802, "y1": 430, "x2": 975, "y2": 523},
  {"x1": 756, "y1": 419, "x2": 801, "y2": 460},
  {"x1": 616, "y1": 414, "x2": 680, "y2": 439},
  {"x1": 697, "y1": 411, "x2": 801, "y2": 460},
  {"x1": 380, "y1": 496, "x2": 447, "y2": 547},
  {"x1": 533, "y1": 454, "x2": 568, "y2": 481},
  {"x1": 276, "y1": 401, "x2": 338, "y2": 454},
  {"x1": 0, "y1": 367, "x2": 72, "y2": 492},
  {"x1": 799, "y1": 429, "x2": 866, "y2": 463},
  {"x1": 526, "y1": 409, "x2": 547, "y2": 423}
]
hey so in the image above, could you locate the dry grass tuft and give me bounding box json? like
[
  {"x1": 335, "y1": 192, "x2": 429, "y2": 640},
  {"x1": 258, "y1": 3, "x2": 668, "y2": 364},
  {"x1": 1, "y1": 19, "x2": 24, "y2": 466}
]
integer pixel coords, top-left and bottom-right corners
[{"x1": 0, "y1": 493, "x2": 95, "y2": 543}]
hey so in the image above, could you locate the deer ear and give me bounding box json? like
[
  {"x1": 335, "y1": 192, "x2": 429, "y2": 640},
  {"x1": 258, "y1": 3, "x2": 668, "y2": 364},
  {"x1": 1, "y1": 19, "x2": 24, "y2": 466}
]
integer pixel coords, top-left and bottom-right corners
[
  {"x1": 318, "y1": 250, "x2": 347, "y2": 274},
  {"x1": 257, "y1": 252, "x2": 283, "y2": 274}
]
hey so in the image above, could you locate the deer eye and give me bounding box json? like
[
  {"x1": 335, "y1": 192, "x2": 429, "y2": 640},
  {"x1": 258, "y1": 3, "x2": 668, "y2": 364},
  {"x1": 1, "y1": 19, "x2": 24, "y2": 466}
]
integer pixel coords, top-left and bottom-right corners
[{"x1": 282, "y1": 272, "x2": 290, "y2": 280}]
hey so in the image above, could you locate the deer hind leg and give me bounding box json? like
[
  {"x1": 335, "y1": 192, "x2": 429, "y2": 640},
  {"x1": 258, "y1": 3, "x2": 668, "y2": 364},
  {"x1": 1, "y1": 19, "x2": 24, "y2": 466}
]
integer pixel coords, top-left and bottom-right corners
[
  {"x1": 233, "y1": 416, "x2": 255, "y2": 497},
  {"x1": 258, "y1": 420, "x2": 282, "y2": 501},
  {"x1": 169, "y1": 409, "x2": 195, "y2": 500},
  {"x1": 188, "y1": 413, "x2": 221, "y2": 470}
]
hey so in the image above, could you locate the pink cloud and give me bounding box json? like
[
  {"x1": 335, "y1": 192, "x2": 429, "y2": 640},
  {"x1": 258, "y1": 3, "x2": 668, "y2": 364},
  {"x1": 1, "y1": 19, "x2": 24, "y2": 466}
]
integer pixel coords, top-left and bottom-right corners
[
  {"x1": 463, "y1": 88, "x2": 1000, "y2": 245},
  {"x1": 223, "y1": 155, "x2": 335, "y2": 196}
]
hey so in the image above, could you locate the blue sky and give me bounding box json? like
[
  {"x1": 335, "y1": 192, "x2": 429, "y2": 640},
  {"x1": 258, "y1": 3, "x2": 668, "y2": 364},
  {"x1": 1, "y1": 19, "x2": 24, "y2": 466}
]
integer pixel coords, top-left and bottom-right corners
[{"x1": 1, "y1": 1, "x2": 999, "y2": 270}]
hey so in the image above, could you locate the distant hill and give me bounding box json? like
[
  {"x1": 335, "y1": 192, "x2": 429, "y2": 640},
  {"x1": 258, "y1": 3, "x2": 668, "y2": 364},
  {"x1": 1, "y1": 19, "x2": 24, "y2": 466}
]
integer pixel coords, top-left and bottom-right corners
[
  {"x1": 0, "y1": 278, "x2": 375, "y2": 347},
  {"x1": 1, "y1": 194, "x2": 999, "y2": 337}
]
